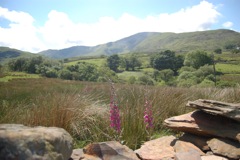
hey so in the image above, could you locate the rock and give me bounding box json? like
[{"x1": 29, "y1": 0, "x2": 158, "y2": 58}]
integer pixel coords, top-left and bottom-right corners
[
  {"x1": 173, "y1": 140, "x2": 205, "y2": 156},
  {"x1": 201, "y1": 155, "x2": 229, "y2": 160},
  {"x1": 83, "y1": 141, "x2": 139, "y2": 160},
  {"x1": 135, "y1": 135, "x2": 176, "y2": 160},
  {"x1": 186, "y1": 99, "x2": 240, "y2": 122},
  {"x1": 207, "y1": 138, "x2": 240, "y2": 159},
  {"x1": 179, "y1": 133, "x2": 210, "y2": 151},
  {"x1": 0, "y1": 124, "x2": 73, "y2": 160},
  {"x1": 70, "y1": 149, "x2": 84, "y2": 160},
  {"x1": 174, "y1": 149, "x2": 202, "y2": 160},
  {"x1": 164, "y1": 110, "x2": 240, "y2": 142}
]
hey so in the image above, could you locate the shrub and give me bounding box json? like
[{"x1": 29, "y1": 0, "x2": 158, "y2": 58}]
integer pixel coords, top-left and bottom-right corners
[{"x1": 137, "y1": 75, "x2": 155, "y2": 85}]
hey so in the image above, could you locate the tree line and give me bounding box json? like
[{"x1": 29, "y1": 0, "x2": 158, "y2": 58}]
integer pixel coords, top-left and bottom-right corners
[{"x1": 7, "y1": 50, "x2": 217, "y2": 87}]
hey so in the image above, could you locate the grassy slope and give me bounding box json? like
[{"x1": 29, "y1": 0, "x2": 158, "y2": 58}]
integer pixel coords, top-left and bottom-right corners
[
  {"x1": 136, "y1": 29, "x2": 240, "y2": 53},
  {"x1": 38, "y1": 29, "x2": 240, "y2": 59},
  {"x1": 0, "y1": 47, "x2": 35, "y2": 64}
]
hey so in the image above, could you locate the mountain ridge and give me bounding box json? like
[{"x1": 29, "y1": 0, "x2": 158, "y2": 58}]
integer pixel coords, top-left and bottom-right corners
[
  {"x1": 0, "y1": 47, "x2": 35, "y2": 64},
  {"x1": 38, "y1": 29, "x2": 240, "y2": 59},
  {"x1": 1, "y1": 29, "x2": 240, "y2": 61}
]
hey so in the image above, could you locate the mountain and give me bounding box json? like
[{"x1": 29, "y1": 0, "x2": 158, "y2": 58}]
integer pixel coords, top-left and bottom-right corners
[
  {"x1": 0, "y1": 47, "x2": 35, "y2": 64},
  {"x1": 38, "y1": 32, "x2": 156, "y2": 59},
  {"x1": 39, "y1": 29, "x2": 240, "y2": 59}
]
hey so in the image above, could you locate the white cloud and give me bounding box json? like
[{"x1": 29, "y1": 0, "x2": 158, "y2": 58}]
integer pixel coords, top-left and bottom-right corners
[
  {"x1": 222, "y1": 21, "x2": 233, "y2": 28},
  {"x1": 0, "y1": 1, "x2": 221, "y2": 53},
  {"x1": 0, "y1": 7, "x2": 45, "y2": 52}
]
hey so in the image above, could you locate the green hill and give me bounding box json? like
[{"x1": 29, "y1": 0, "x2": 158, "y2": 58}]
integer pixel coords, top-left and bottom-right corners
[
  {"x1": 38, "y1": 29, "x2": 240, "y2": 59},
  {"x1": 135, "y1": 29, "x2": 240, "y2": 52},
  {"x1": 0, "y1": 47, "x2": 35, "y2": 64}
]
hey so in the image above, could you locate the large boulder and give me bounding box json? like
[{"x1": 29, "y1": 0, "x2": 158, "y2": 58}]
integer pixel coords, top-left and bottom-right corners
[
  {"x1": 179, "y1": 133, "x2": 210, "y2": 151},
  {"x1": 174, "y1": 149, "x2": 202, "y2": 160},
  {"x1": 83, "y1": 141, "x2": 139, "y2": 160},
  {"x1": 173, "y1": 140, "x2": 205, "y2": 156},
  {"x1": 164, "y1": 110, "x2": 240, "y2": 142},
  {"x1": 187, "y1": 99, "x2": 240, "y2": 122},
  {"x1": 135, "y1": 135, "x2": 176, "y2": 160},
  {"x1": 0, "y1": 124, "x2": 73, "y2": 160},
  {"x1": 201, "y1": 155, "x2": 229, "y2": 160},
  {"x1": 207, "y1": 138, "x2": 240, "y2": 159}
]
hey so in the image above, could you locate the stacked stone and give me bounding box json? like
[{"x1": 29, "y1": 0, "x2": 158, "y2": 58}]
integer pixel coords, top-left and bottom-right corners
[{"x1": 161, "y1": 99, "x2": 240, "y2": 160}]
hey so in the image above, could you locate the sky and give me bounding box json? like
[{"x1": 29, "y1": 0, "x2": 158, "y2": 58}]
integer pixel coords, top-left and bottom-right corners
[{"x1": 0, "y1": 0, "x2": 239, "y2": 53}]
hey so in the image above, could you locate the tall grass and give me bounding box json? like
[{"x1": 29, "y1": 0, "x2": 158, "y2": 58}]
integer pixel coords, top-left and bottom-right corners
[{"x1": 1, "y1": 78, "x2": 240, "y2": 149}]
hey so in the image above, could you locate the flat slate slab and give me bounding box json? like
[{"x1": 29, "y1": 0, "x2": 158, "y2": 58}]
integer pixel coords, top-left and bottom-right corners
[
  {"x1": 164, "y1": 110, "x2": 240, "y2": 142},
  {"x1": 187, "y1": 99, "x2": 240, "y2": 122}
]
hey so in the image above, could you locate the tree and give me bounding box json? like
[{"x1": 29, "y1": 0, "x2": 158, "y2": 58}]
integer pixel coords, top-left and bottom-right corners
[
  {"x1": 120, "y1": 57, "x2": 130, "y2": 71},
  {"x1": 107, "y1": 54, "x2": 120, "y2": 72},
  {"x1": 214, "y1": 48, "x2": 222, "y2": 54},
  {"x1": 77, "y1": 62, "x2": 99, "y2": 81},
  {"x1": 8, "y1": 58, "x2": 27, "y2": 71},
  {"x1": 150, "y1": 50, "x2": 183, "y2": 73},
  {"x1": 159, "y1": 69, "x2": 174, "y2": 82},
  {"x1": 58, "y1": 69, "x2": 73, "y2": 80},
  {"x1": 121, "y1": 54, "x2": 142, "y2": 71},
  {"x1": 65, "y1": 62, "x2": 99, "y2": 81},
  {"x1": 177, "y1": 71, "x2": 199, "y2": 87},
  {"x1": 25, "y1": 56, "x2": 44, "y2": 73},
  {"x1": 184, "y1": 51, "x2": 212, "y2": 69},
  {"x1": 98, "y1": 66, "x2": 119, "y2": 82},
  {"x1": 129, "y1": 54, "x2": 142, "y2": 71}
]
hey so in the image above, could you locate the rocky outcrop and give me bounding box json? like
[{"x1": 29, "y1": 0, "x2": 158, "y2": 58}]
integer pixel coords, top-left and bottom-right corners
[
  {"x1": 164, "y1": 99, "x2": 240, "y2": 160},
  {"x1": 0, "y1": 124, "x2": 73, "y2": 160},
  {"x1": 164, "y1": 110, "x2": 240, "y2": 141}
]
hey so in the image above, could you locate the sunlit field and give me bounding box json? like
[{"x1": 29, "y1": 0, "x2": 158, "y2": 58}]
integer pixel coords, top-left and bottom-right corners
[{"x1": 1, "y1": 78, "x2": 240, "y2": 149}]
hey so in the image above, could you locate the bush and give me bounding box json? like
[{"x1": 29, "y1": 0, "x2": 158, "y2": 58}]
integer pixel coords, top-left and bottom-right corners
[
  {"x1": 137, "y1": 75, "x2": 155, "y2": 85},
  {"x1": 184, "y1": 51, "x2": 213, "y2": 69},
  {"x1": 128, "y1": 76, "x2": 136, "y2": 84},
  {"x1": 197, "y1": 79, "x2": 215, "y2": 87}
]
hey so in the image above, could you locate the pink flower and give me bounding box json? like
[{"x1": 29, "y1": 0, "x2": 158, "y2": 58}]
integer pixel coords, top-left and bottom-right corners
[
  {"x1": 109, "y1": 81, "x2": 121, "y2": 133},
  {"x1": 144, "y1": 98, "x2": 153, "y2": 129}
]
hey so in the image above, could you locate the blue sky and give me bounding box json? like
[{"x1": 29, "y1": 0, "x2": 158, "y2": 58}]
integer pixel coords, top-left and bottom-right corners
[{"x1": 0, "y1": 0, "x2": 239, "y2": 52}]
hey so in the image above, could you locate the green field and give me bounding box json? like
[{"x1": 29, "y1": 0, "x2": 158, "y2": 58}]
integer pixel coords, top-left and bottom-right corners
[
  {"x1": 215, "y1": 52, "x2": 240, "y2": 62},
  {"x1": 216, "y1": 63, "x2": 240, "y2": 74},
  {"x1": 117, "y1": 71, "x2": 145, "y2": 80},
  {"x1": 0, "y1": 72, "x2": 41, "y2": 82},
  {"x1": 65, "y1": 58, "x2": 106, "y2": 66}
]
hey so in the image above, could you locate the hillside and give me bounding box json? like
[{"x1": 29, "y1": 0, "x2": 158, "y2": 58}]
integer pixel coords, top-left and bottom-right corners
[
  {"x1": 0, "y1": 47, "x2": 35, "y2": 64},
  {"x1": 39, "y1": 29, "x2": 240, "y2": 59}
]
